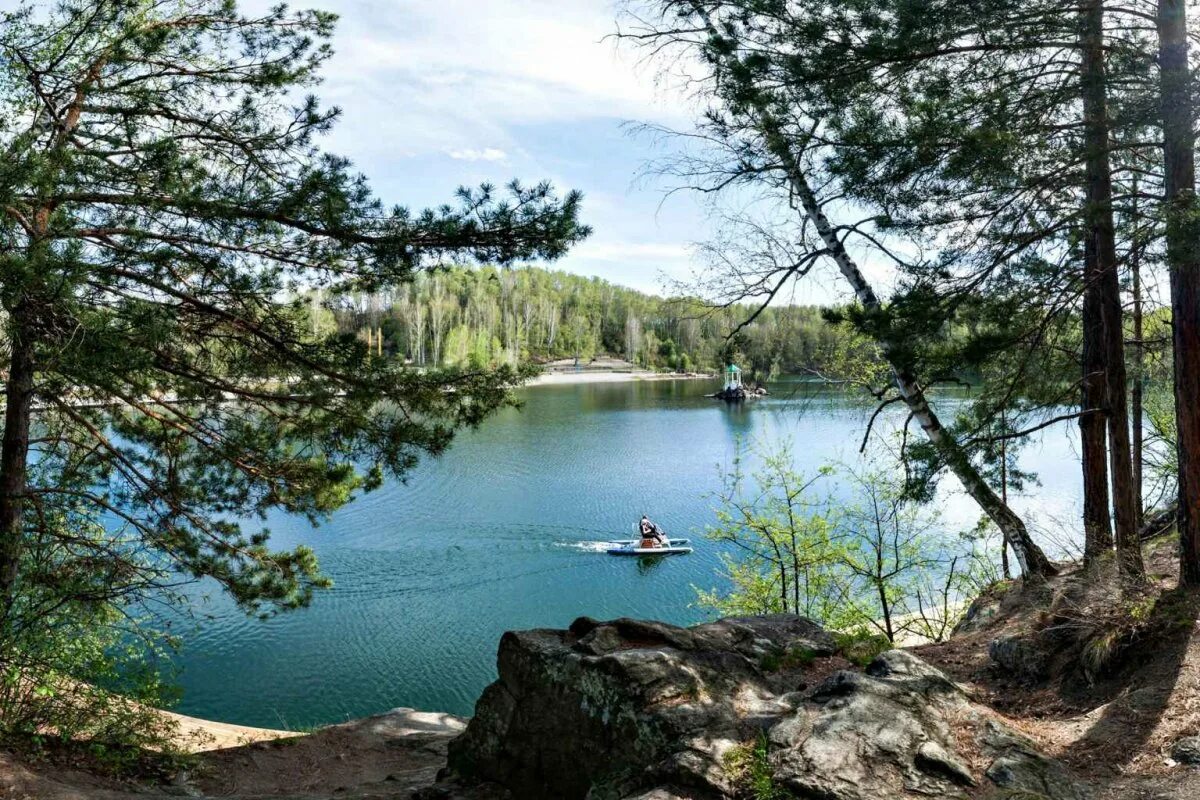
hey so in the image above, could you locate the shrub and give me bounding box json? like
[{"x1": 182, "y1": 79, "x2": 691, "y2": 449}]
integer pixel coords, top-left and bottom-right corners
[
  {"x1": 0, "y1": 520, "x2": 183, "y2": 774},
  {"x1": 759, "y1": 645, "x2": 818, "y2": 672},
  {"x1": 724, "y1": 734, "x2": 794, "y2": 800},
  {"x1": 833, "y1": 630, "x2": 893, "y2": 667}
]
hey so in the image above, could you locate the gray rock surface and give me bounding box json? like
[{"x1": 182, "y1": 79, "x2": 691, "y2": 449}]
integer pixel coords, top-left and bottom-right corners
[
  {"x1": 1172, "y1": 735, "x2": 1200, "y2": 765},
  {"x1": 444, "y1": 615, "x2": 1090, "y2": 800},
  {"x1": 990, "y1": 633, "x2": 1051, "y2": 682}
]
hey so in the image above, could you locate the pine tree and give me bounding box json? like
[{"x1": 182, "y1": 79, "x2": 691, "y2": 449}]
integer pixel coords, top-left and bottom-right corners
[
  {"x1": 1155, "y1": 1, "x2": 1200, "y2": 585},
  {"x1": 624, "y1": 0, "x2": 1059, "y2": 575},
  {"x1": 0, "y1": 0, "x2": 588, "y2": 634}
]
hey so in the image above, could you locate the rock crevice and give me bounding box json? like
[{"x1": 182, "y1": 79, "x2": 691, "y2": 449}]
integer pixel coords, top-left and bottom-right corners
[{"x1": 443, "y1": 615, "x2": 1089, "y2": 800}]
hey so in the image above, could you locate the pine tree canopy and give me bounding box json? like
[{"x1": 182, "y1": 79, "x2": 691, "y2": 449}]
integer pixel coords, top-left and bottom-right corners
[{"x1": 0, "y1": 0, "x2": 589, "y2": 621}]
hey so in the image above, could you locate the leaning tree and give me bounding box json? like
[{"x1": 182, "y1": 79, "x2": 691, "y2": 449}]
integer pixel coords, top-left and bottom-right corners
[{"x1": 621, "y1": 0, "x2": 1059, "y2": 576}]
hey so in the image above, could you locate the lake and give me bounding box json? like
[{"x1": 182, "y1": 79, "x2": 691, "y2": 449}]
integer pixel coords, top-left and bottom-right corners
[{"x1": 168, "y1": 377, "x2": 1084, "y2": 729}]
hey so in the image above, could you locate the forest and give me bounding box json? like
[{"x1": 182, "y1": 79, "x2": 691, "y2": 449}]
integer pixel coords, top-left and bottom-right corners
[
  {"x1": 611, "y1": 0, "x2": 1200, "y2": 591},
  {"x1": 322, "y1": 265, "x2": 859, "y2": 376}
]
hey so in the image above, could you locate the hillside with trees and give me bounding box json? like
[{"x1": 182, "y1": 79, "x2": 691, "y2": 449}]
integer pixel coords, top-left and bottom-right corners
[{"x1": 324, "y1": 265, "x2": 864, "y2": 377}]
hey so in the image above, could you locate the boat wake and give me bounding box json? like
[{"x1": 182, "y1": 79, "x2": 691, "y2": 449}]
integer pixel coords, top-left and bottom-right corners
[{"x1": 555, "y1": 540, "x2": 618, "y2": 553}]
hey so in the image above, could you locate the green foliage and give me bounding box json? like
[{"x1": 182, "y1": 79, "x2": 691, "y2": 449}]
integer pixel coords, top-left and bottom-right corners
[
  {"x1": 621, "y1": 0, "x2": 1168, "y2": 557},
  {"x1": 697, "y1": 441, "x2": 846, "y2": 622},
  {"x1": 832, "y1": 630, "x2": 893, "y2": 668},
  {"x1": 724, "y1": 734, "x2": 794, "y2": 800},
  {"x1": 0, "y1": 0, "x2": 587, "y2": 750},
  {"x1": 697, "y1": 440, "x2": 1000, "y2": 645},
  {"x1": 1140, "y1": 307, "x2": 1178, "y2": 500},
  {"x1": 0, "y1": 518, "x2": 181, "y2": 767},
  {"x1": 759, "y1": 645, "x2": 818, "y2": 673},
  {"x1": 329, "y1": 265, "x2": 862, "y2": 376}
]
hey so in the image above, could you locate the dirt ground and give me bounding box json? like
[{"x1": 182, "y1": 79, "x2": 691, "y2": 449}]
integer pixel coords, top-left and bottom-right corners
[
  {"x1": 0, "y1": 708, "x2": 466, "y2": 799},
  {"x1": 916, "y1": 535, "x2": 1200, "y2": 797}
]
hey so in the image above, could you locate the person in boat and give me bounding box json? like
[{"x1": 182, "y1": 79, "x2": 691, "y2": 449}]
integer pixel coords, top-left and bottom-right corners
[{"x1": 639, "y1": 515, "x2": 668, "y2": 548}]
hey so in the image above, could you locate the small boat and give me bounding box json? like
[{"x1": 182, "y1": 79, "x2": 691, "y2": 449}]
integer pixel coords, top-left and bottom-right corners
[{"x1": 606, "y1": 537, "x2": 693, "y2": 556}]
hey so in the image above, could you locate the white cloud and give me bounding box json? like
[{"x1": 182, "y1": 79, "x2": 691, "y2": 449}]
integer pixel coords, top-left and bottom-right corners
[
  {"x1": 571, "y1": 240, "x2": 693, "y2": 264},
  {"x1": 267, "y1": 0, "x2": 695, "y2": 158},
  {"x1": 445, "y1": 148, "x2": 508, "y2": 162}
]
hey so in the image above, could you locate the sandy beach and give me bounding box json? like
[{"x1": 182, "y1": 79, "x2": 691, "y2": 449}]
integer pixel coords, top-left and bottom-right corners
[
  {"x1": 164, "y1": 709, "x2": 293, "y2": 752},
  {"x1": 524, "y1": 370, "x2": 717, "y2": 387}
]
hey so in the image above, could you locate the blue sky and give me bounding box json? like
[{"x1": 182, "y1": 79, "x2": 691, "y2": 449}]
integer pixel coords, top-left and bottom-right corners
[
  {"x1": 3, "y1": 0, "x2": 862, "y2": 302},
  {"x1": 289, "y1": 0, "x2": 711, "y2": 295}
]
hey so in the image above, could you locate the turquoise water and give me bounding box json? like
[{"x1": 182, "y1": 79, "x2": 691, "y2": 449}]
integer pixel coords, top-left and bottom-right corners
[{"x1": 168, "y1": 378, "x2": 1083, "y2": 728}]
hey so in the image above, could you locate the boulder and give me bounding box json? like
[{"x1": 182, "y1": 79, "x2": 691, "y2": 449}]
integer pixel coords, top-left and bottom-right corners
[
  {"x1": 443, "y1": 615, "x2": 1089, "y2": 800},
  {"x1": 989, "y1": 634, "x2": 1050, "y2": 682},
  {"x1": 1172, "y1": 735, "x2": 1200, "y2": 765},
  {"x1": 446, "y1": 615, "x2": 831, "y2": 799}
]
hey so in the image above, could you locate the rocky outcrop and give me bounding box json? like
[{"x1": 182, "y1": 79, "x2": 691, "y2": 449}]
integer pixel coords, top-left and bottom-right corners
[
  {"x1": 443, "y1": 615, "x2": 1090, "y2": 800},
  {"x1": 446, "y1": 615, "x2": 834, "y2": 799},
  {"x1": 989, "y1": 634, "x2": 1051, "y2": 682},
  {"x1": 710, "y1": 385, "x2": 769, "y2": 402}
]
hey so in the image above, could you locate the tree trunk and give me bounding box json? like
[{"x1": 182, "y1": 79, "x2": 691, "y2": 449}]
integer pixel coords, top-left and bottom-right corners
[
  {"x1": 1000, "y1": 418, "x2": 1013, "y2": 579},
  {"x1": 0, "y1": 318, "x2": 35, "y2": 616},
  {"x1": 764, "y1": 122, "x2": 1056, "y2": 577},
  {"x1": 878, "y1": 580, "x2": 894, "y2": 643},
  {"x1": 1080, "y1": 268, "x2": 1113, "y2": 564},
  {"x1": 1131, "y1": 178, "x2": 1145, "y2": 531},
  {"x1": 1082, "y1": 0, "x2": 1144, "y2": 585},
  {"x1": 1156, "y1": 0, "x2": 1200, "y2": 585}
]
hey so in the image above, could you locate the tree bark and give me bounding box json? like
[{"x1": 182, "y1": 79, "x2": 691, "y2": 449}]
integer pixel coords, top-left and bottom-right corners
[
  {"x1": 1080, "y1": 266, "x2": 1114, "y2": 564},
  {"x1": 1131, "y1": 178, "x2": 1145, "y2": 532},
  {"x1": 764, "y1": 122, "x2": 1056, "y2": 577},
  {"x1": 1157, "y1": 0, "x2": 1200, "y2": 586},
  {"x1": 1081, "y1": 0, "x2": 1144, "y2": 586},
  {"x1": 684, "y1": 2, "x2": 1056, "y2": 576},
  {"x1": 0, "y1": 314, "x2": 35, "y2": 616},
  {"x1": 1000, "y1": 416, "x2": 1013, "y2": 579}
]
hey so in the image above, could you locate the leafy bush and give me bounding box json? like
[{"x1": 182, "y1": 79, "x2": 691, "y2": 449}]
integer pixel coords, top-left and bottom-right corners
[
  {"x1": 833, "y1": 630, "x2": 893, "y2": 667},
  {"x1": 0, "y1": 519, "x2": 182, "y2": 773},
  {"x1": 696, "y1": 441, "x2": 997, "y2": 646}
]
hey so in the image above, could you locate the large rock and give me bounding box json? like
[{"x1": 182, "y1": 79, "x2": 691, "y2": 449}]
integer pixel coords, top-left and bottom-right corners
[
  {"x1": 446, "y1": 615, "x2": 833, "y2": 799},
  {"x1": 444, "y1": 615, "x2": 1089, "y2": 800},
  {"x1": 989, "y1": 634, "x2": 1050, "y2": 682}
]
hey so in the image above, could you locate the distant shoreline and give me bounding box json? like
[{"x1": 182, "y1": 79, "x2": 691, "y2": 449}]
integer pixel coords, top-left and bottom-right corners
[{"x1": 524, "y1": 370, "x2": 718, "y2": 387}]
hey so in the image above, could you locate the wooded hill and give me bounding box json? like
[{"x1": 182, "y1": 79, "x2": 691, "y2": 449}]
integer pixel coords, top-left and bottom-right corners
[{"x1": 323, "y1": 265, "x2": 862, "y2": 376}]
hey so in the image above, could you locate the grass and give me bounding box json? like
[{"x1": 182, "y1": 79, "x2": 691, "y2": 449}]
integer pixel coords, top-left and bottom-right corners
[
  {"x1": 724, "y1": 734, "x2": 794, "y2": 800},
  {"x1": 759, "y1": 645, "x2": 818, "y2": 672},
  {"x1": 833, "y1": 630, "x2": 892, "y2": 667}
]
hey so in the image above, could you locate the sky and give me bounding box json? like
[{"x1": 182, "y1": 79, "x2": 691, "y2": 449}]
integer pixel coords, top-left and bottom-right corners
[
  {"x1": 4, "y1": 0, "x2": 859, "y2": 303},
  {"x1": 291, "y1": 0, "x2": 720, "y2": 296},
  {"x1": 226, "y1": 0, "x2": 889, "y2": 307}
]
